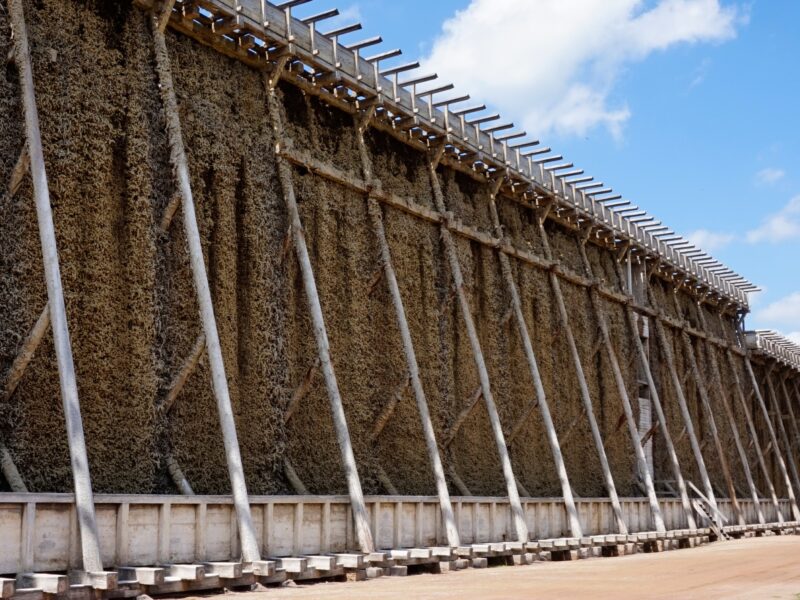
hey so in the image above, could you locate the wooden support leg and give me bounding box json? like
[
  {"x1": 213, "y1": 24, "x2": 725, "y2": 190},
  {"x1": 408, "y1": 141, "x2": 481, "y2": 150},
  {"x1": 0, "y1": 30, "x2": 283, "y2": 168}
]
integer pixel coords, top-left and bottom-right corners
[
  {"x1": 537, "y1": 221, "x2": 626, "y2": 536},
  {"x1": 744, "y1": 359, "x2": 800, "y2": 520},
  {"x1": 266, "y1": 84, "x2": 374, "y2": 553},
  {"x1": 613, "y1": 260, "x2": 696, "y2": 529},
  {"x1": 357, "y1": 121, "x2": 458, "y2": 545},
  {"x1": 488, "y1": 196, "x2": 582, "y2": 538},
  {"x1": 765, "y1": 373, "x2": 800, "y2": 499},
  {"x1": 704, "y1": 344, "x2": 765, "y2": 524},
  {"x1": 724, "y1": 347, "x2": 783, "y2": 522},
  {"x1": 428, "y1": 163, "x2": 528, "y2": 543},
  {"x1": 678, "y1": 331, "x2": 744, "y2": 525},
  {"x1": 577, "y1": 245, "x2": 664, "y2": 533},
  {"x1": 652, "y1": 317, "x2": 719, "y2": 516},
  {"x1": 151, "y1": 20, "x2": 260, "y2": 563},
  {"x1": 448, "y1": 467, "x2": 472, "y2": 496},
  {"x1": 8, "y1": 0, "x2": 102, "y2": 572}
]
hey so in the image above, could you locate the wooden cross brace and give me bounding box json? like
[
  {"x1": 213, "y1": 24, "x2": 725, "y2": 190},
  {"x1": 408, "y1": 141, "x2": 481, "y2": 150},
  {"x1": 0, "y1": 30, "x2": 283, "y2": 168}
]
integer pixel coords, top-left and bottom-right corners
[
  {"x1": 284, "y1": 358, "x2": 321, "y2": 424},
  {"x1": 444, "y1": 386, "x2": 483, "y2": 447},
  {"x1": 370, "y1": 375, "x2": 411, "y2": 442}
]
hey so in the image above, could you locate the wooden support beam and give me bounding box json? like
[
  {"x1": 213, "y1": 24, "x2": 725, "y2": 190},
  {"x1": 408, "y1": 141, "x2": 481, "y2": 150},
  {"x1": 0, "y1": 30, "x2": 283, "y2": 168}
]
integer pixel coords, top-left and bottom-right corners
[
  {"x1": 374, "y1": 464, "x2": 398, "y2": 496},
  {"x1": 444, "y1": 386, "x2": 483, "y2": 447},
  {"x1": 160, "y1": 190, "x2": 183, "y2": 232},
  {"x1": 7, "y1": 144, "x2": 29, "y2": 198},
  {"x1": 503, "y1": 398, "x2": 538, "y2": 444},
  {"x1": 448, "y1": 467, "x2": 472, "y2": 497},
  {"x1": 160, "y1": 333, "x2": 206, "y2": 414},
  {"x1": 0, "y1": 444, "x2": 26, "y2": 493},
  {"x1": 284, "y1": 458, "x2": 309, "y2": 495},
  {"x1": 612, "y1": 261, "x2": 697, "y2": 529},
  {"x1": 429, "y1": 162, "x2": 528, "y2": 543},
  {"x1": 8, "y1": 0, "x2": 103, "y2": 572},
  {"x1": 538, "y1": 222, "x2": 627, "y2": 535},
  {"x1": 676, "y1": 325, "x2": 744, "y2": 525},
  {"x1": 702, "y1": 340, "x2": 765, "y2": 524},
  {"x1": 267, "y1": 84, "x2": 374, "y2": 553},
  {"x1": 156, "y1": 0, "x2": 178, "y2": 32},
  {"x1": 370, "y1": 377, "x2": 409, "y2": 442},
  {"x1": 764, "y1": 373, "x2": 800, "y2": 500},
  {"x1": 578, "y1": 244, "x2": 665, "y2": 533},
  {"x1": 151, "y1": 19, "x2": 260, "y2": 563},
  {"x1": 744, "y1": 358, "x2": 800, "y2": 521},
  {"x1": 284, "y1": 360, "x2": 319, "y2": 424},
  {"x1": 356, "y1": 110, "x2": 457, "y2": 545},
  {"x1": 652, "y1": 317, "x2": 719, "y2": 517},
  {"x1": 166, "y1": 453, "x2": 195, "y2": 496},
  {"x1": 276, "y1": 146, "x2": 745, "y2": 358},
  {"x1": 2, "y1": 303, "x2": 49, "y2": 403}
]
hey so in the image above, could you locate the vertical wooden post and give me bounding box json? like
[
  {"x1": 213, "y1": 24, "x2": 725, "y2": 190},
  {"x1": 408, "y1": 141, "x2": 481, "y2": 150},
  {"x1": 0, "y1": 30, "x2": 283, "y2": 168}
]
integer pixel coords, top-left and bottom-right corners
[
  {"x1": 613, "y1": 260, "x2": 697, "y2": 529},
  {"x1": 150, "y1": 21, "x2": 260, "y2": 563},
  {"x1": 266, "y1": 85, "x2": 374, "y2": 553},
  {"x1": 703, "y1": 343, "x2": 765, "y2": 524},
  {"x1": 577, "y1": 243, "x2": 665, "y2": 533},
  {"x1": 652, "y1": 314, "x2": 719, "y2": 513},
  {"x1": 744, "y1": 358, "x2": 800, "y2": 520},
  {"x1": 765, "y1": 372, "x2": 800, "y2": 498},
  {"x1": 724, "y1": 348, "x2": 784, "y2": 522},
  {"x1": 486, "y1": 195, "x2": 582, "y2": 537},
  {"x1": 677, "y1": 329, "x2": 743, "y2": 524},
  {"x1": 7, "y1": 0, "x2": 102, "y2": 573},
  {"x1": 536, "y1": 219, "x2": 627, "y2": 535},
  {"x1": 427, "y1": 162, "x2": 528, "y2": 542}
]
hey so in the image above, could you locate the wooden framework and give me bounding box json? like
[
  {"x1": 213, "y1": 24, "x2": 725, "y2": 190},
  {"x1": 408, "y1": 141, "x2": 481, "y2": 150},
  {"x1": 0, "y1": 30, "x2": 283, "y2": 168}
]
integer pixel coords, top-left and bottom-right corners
[{"x1": 2, "y1": 1, "x2": 800, "y2": 595}]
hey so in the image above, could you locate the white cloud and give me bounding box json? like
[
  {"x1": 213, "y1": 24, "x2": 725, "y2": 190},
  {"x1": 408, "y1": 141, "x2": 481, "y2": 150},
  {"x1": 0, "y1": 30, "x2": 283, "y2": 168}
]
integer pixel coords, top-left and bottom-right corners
[
  {"x1": 755, "y1": 167, "x2": 785, "y2": 185},
  {"x1": 756, "y1": 292, "x2": 800, "y2": 329},
  {"x1": 423, "y1": 0, "x2": 741, "y2": 139},
  {"x1": 787, "y1": 331, "x2": 800, "y2": 345},
  {"x1": 746, "y1": 195, "x2": 800, "y2": 244},
  {"x1": 686, "y1": 228, "x2": 734, "y2": 251}
]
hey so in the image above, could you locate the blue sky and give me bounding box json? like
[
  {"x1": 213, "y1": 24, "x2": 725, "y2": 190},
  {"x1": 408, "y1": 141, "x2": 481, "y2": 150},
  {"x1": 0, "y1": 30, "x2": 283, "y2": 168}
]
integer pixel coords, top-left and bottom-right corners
[{"x1": 312, "y1": 0, "x2": 800, "y2": 341}]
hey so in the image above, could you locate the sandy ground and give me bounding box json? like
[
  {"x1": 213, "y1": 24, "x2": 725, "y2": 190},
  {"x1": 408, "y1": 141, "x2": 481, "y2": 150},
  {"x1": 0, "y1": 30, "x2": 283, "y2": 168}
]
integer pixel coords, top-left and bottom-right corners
[{"x1": 223, "y1": 536, "x2": 800, "y2": 600}]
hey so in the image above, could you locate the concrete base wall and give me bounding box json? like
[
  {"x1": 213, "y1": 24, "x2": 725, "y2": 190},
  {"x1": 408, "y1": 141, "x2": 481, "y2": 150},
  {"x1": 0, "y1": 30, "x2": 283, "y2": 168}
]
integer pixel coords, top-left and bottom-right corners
[{"x1": 0, "y1": 493, "x2": 789, "y2": 575}]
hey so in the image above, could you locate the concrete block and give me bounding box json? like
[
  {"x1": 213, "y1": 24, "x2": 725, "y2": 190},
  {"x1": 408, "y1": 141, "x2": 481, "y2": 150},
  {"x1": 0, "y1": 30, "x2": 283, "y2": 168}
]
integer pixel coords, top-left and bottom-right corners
[{"x1": 471, "y1": 557, "x2": 488, "y2": 569}]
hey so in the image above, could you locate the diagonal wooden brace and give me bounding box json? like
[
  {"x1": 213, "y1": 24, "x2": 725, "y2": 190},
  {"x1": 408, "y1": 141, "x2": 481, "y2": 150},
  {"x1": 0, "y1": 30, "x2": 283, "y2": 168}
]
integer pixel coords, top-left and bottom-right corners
[
  {"x1": 284, "y1": 359, "x2": 320, "y2": 424},
  {"x1": 159, "y1": 333, "x2": 206, "y2": 415},
  {"x1": 444, "y1": 386, "x2": 483, "y2": 447}
]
